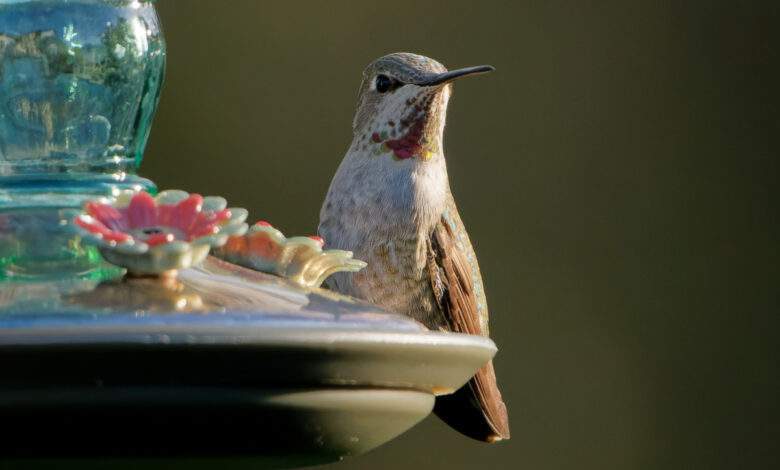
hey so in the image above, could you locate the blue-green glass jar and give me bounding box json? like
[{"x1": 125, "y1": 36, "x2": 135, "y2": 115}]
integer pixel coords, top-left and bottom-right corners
[{"x1": 0, "y1": 0, "x2": 165, "y2": 280}]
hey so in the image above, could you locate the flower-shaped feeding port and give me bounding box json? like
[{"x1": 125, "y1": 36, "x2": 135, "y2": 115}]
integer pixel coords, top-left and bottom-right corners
[
  {"x1": 74, "y1": 190, "x2": 248, "y2": 277},
  {"x1": 213, "y1": 221, "x2": 367, "y2": 288}
]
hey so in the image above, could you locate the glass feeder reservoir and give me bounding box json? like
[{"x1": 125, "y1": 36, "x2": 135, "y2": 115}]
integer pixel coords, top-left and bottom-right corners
[{"x1": 0, "y1": 0, "x2": 164, "y2": 279}]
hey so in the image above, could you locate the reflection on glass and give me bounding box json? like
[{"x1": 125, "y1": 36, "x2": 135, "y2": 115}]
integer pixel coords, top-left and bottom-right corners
[
  {"x1": 66, "y1": 276, "x2": 208, "y2": 314},
  {"x1": 0, "y1": 0, "x2": 166, "y2": 280},
  {"x1": 0, "y1": 0, "x2": 165, "y2": 175}
]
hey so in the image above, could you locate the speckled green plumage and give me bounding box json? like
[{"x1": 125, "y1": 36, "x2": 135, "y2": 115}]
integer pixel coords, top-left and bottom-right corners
[{"x1": 438, "y1": 193, "x2": 490, "y2": 335}]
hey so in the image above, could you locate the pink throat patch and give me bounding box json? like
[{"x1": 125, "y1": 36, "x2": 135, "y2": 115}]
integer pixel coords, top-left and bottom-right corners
[{"x1": 371, "y1": 118, "x2": 427, "y2": 160}]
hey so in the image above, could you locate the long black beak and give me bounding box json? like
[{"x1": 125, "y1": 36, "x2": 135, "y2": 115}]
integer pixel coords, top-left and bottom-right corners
[{"x1": 414, "y1": 65, "x2": 495, "y2": 87}]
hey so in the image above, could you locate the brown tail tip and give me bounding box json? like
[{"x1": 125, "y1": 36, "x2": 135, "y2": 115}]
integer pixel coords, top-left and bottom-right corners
[
  {"x1": 433, "y1": 361, "x2": 510, "y2": 443},
  {"x1": 434, "y1": 388, "x2": 510, "y2": 442}
]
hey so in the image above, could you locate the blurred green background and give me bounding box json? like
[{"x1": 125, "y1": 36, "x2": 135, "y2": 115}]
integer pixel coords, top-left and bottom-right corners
[{"x1": 146, "y1": 1, "x2": 778, "y2": 469}]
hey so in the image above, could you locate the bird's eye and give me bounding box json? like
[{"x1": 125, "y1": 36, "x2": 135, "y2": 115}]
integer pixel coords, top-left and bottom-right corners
[{"x1": 375, "y1": 74, "x2": 393, "y2": 93}]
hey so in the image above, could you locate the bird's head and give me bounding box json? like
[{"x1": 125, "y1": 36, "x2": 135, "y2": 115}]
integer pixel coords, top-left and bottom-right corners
[{"x1": 351, "y1": 53, "x2": 493, "y2": 161}]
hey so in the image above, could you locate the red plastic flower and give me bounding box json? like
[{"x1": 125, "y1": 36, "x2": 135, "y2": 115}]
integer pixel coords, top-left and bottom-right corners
[
  {"x1": 74, "y1": 190, "x2": 247, "y2": 275},
  {"x1": 213, "y1": 220, "x2": 365, "y2": 288}
]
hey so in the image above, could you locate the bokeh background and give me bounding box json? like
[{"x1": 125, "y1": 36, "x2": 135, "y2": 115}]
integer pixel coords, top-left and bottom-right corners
[{"x1": 146, "y1": 1, "x2": 777, "y2": 469}]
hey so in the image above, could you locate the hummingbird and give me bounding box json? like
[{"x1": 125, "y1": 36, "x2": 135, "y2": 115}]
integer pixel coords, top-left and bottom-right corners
[{"x1": 318, "y1": 53, "x2": 509, "y2": 442}]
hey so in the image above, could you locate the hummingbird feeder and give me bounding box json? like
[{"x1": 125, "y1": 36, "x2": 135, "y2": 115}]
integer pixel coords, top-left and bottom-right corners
[{"x1": 0, "y1": 0, "x2": 497, "y2": 466}]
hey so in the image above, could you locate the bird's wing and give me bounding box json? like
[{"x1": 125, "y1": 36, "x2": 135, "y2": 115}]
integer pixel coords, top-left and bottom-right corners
[{"x1": 427, "y1": 194, "x2": 510, "y2": 442}]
